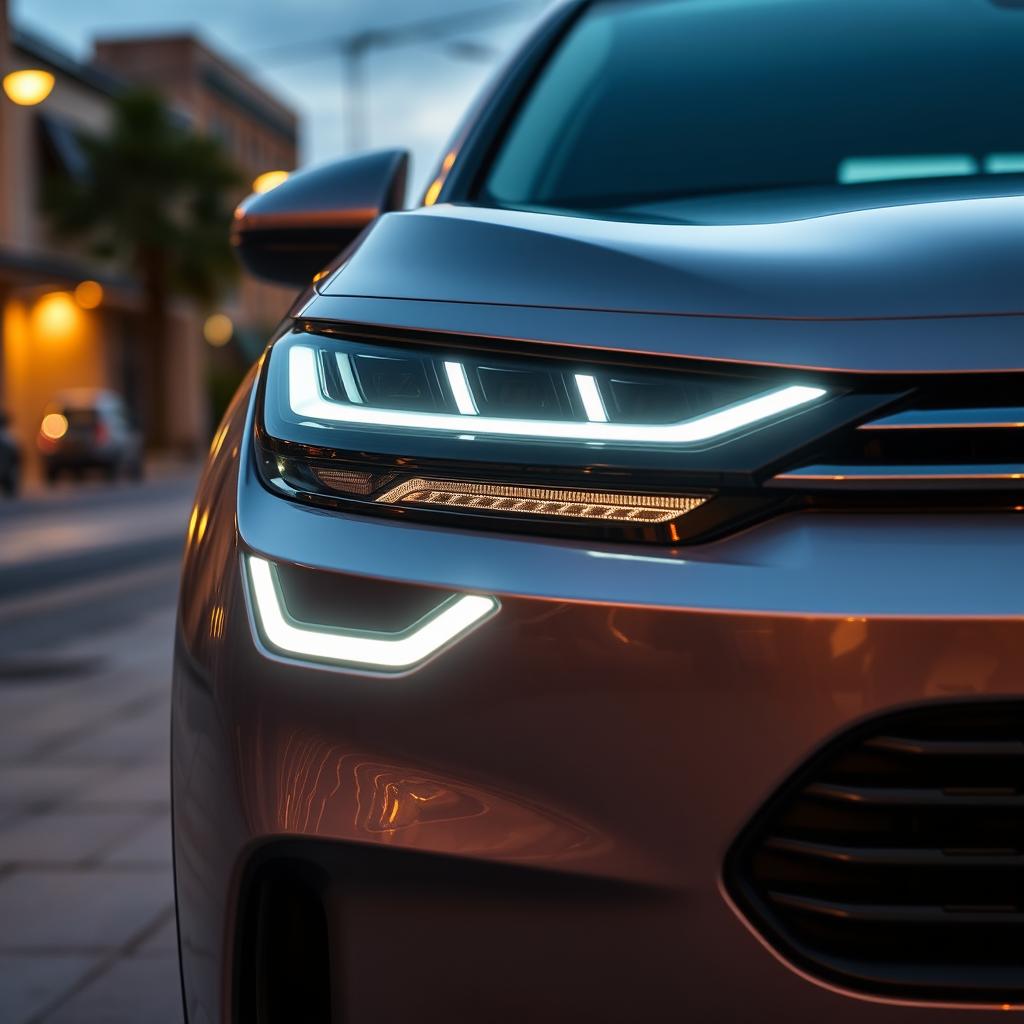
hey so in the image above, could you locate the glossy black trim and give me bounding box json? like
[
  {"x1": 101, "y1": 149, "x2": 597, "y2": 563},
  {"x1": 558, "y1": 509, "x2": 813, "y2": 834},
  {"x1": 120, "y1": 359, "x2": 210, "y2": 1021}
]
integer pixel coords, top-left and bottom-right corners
[
  {"x1": 249, "y1": 321, "x2": 1024, "y2": 543},
  {"x1": 271, "y1": 327, "x2": 882, "y2": 477}
]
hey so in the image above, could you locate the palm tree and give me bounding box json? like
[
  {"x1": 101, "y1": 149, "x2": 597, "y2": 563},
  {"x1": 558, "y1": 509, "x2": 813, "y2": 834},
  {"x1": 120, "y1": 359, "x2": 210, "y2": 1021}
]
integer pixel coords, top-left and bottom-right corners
[{"x1": 44, "y1": 90, "x2": 242, "y2": 445}]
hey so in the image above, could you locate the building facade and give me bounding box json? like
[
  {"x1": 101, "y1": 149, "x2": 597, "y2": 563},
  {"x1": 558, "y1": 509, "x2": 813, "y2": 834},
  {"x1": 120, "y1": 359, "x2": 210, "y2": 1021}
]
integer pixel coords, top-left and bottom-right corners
[
  {"x1": 0, "y1": 1, "x2": 298, "y2": 478},
  {"x1": 93, "y1": 35, "x2": 299, "y2": 346}
]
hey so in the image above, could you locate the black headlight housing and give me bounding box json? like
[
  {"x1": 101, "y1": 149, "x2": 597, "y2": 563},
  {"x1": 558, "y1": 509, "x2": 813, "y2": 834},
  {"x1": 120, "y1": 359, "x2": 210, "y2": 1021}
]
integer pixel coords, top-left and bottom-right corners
[{"x1": 253, "y1": 326, "x2": 853, "y2": 543}]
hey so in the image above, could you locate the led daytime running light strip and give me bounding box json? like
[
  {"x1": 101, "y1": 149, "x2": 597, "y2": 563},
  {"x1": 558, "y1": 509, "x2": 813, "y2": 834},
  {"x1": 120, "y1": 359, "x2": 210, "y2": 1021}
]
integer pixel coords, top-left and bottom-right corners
[
  {"x1": 288, "y1": 345, "x2": 826, "y2": 446},
  {"x1": 247, "y1": 556, "x2": 498, "y2": 671},
  {"x1": 376, "y1": 478, "x2": 707, "y2": 523}
]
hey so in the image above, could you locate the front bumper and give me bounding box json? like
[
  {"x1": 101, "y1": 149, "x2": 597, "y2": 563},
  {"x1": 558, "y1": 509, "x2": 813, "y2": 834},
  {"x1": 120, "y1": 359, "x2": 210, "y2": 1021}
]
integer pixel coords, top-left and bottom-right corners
[{"x1": 172, "y1": 387, "x2": 1022, "y2": 1023}]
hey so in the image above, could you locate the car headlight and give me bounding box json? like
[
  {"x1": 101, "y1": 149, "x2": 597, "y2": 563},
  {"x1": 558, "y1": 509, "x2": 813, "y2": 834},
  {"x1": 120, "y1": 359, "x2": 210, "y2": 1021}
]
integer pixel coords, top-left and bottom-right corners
[{"x1": 254, "y1": 329, "x2": 830, "y2": 542}]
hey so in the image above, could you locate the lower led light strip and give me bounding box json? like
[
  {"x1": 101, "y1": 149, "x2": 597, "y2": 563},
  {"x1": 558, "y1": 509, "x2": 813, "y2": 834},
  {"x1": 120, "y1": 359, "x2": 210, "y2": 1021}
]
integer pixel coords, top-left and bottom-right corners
[
  {"x1": 247, "y1": 556, "x2": 498, "y2": 671},
  {"x1": 376, "y1": 478, "x2": 707, "y2": 523},
  {"x1": 289, "y1": 345, "x2": 826, "y2": 446}
]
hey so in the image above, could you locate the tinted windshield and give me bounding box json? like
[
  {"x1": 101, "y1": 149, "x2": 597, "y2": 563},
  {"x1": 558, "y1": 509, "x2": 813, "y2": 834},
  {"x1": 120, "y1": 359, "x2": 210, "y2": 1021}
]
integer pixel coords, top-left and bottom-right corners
[{"x1": 483, "y1": 0, "x2": 1024, "y2": 220}]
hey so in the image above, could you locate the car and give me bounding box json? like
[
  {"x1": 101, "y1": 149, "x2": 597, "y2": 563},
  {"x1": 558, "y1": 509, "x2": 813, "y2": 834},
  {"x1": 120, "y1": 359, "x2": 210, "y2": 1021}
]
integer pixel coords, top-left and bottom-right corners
[
  {"x1": 0, "y1": 410, "x2": 20, "y2": 498},
  {"x1": 173, "y1": 0, "x2": 1024, "y2": 1020},
  {"x1": 37, "y1": 389, "x2": 143, "y2": 484}
]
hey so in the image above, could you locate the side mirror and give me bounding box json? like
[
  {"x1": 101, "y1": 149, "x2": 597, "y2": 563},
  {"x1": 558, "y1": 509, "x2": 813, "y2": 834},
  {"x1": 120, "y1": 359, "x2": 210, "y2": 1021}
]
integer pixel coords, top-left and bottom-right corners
[{"x1": 231, "y1": 149, "x2": 409, "y2": 287}]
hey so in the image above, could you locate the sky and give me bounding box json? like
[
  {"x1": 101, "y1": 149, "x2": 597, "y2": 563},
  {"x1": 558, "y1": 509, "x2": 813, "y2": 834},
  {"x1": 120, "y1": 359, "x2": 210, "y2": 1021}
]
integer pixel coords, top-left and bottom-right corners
[{"x1": 12, "y1": 0, "x2": 546, "y2": 194}]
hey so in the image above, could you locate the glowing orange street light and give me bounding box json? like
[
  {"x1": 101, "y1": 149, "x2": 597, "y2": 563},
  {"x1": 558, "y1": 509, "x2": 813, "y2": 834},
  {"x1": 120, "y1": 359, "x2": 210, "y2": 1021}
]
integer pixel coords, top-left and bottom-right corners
[{"x1": 3, "y1": 69, "x2": 55, "y2": 106}]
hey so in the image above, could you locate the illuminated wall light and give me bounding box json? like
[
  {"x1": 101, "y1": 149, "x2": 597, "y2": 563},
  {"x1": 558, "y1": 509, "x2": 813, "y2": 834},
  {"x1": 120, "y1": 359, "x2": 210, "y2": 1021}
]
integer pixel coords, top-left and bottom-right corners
[
  {"x1": 443, "y1": 361, "x2": 478, "y2": 415},
  {"x1": 203, "y1": 313, "x2": 233, "y2": 347},
  {"x1": 574, "y1": 374, "x2": 608, "y2": 423},
  {"x1": 40, "y1": 412, "x2": 68, "y2": 441},
  {"x1": 252, "y1": 169, "x2": 290, "y2": 194},
  {"x1": 288, "y1": 344, "x2": 827, "y2": 447},
  {"x1": 32, "y1": 291, "x2": 80, "y2": 342},
  {"x1": 376, "y1": 478, "x2": 707, "y2": 523},
  {"x1": 74, "y1": 280, "x2": 103, "y2": 310},
  {"x1": 3, "y1": 69, "x2": 55, "y2": 106},
  {"x1": 246, "y1": 556, "x2": 498, "y2": 671}
]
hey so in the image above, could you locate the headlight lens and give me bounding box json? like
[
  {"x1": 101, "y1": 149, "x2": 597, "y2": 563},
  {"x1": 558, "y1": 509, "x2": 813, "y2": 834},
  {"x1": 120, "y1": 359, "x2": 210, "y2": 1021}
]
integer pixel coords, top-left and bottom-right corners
[{"x1": 255, "y1": 330, "x2": 829, "y2": 542}]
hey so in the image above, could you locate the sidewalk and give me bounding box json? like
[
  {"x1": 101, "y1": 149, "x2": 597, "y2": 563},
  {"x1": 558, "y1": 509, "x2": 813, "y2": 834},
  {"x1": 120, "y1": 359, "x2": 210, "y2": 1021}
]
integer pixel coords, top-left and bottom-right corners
[
  {"x1": 10, "y1": 457, "x2": 201, "y2": 504},
  {"x1": 0, "y1": 591, "x2": 182, "y2": 1023}
]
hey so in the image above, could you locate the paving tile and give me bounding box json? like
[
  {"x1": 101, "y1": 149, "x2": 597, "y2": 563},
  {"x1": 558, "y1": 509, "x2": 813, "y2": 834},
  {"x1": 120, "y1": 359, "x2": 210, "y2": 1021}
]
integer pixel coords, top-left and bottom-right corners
[
  {"x1": 0, "y1": 687, "x2": 79, "y2": 731},
  {"x1": 0, "y1": 869, "x2": 173, "y2": 951},
  {"x1": 0, "y1": 811, "x2": 154, "y2": 866},
  {"x1": 46, "y1": 716, "x2": 171, "y2": 764},
  {"x1": 9, "y1": 696, "x2": 132, "y2": 744},
  {"x1": 43, "y1": 955, "x2": 184, "y2": 1024},
  {"x1": 103, "y1": 816, "x2": 172, "y2": 867},
  {"x1": 78, "y1": 762, "x2": 170, "y2": 806},
  {"x1": 0, "y1": 805, "x2": 23, "y2": 830},
  {"x1": 0, "y1": 568, "x2": 181, "y2": 1020},
  {"x1": 0, "y1": 954, "x2": 97, "y2": 1024},
  {"x1": 0, "y1": 765, "x2": 109, "y2": 807},
  {"x1": 0, "y1": 689, "x2": 159, "y2": 763},
  {"x1": 135, "y1": 915, "x2": 179, "y2": 957},
  {"x1": 0, "y1": 729, "x2": 54, "y2": 762}
]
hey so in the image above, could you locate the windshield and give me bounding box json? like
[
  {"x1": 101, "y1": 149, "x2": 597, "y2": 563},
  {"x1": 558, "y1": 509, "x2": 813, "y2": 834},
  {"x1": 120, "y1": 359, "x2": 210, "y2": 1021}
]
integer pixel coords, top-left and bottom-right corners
[{"x1": 482, "y1": 0, "x2": 1024, "y2": 221}]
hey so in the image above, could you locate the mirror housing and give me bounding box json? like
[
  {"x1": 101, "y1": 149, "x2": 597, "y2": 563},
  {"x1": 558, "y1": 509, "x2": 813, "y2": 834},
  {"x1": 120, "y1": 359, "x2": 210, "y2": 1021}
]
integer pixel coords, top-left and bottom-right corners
[{"x1": 231, "y1": 149, "x2": 409, "y2": 287}]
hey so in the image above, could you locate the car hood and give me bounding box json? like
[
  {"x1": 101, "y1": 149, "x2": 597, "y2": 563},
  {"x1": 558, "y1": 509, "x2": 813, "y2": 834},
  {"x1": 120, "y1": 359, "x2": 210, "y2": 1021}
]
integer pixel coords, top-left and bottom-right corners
[{"x1": 321, "y1": 193, "x2": 1024, "y2": 319}]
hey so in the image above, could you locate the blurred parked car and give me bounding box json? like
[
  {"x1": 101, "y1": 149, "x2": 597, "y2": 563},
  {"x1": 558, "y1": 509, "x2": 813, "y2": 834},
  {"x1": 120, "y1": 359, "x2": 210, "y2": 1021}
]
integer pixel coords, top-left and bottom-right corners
[
  {"x1": 0, "y1": 410, "x2": 20, "y2": 497},
  {"x1": 37, "y1": 389, "x2": 143, "y2": 484}
]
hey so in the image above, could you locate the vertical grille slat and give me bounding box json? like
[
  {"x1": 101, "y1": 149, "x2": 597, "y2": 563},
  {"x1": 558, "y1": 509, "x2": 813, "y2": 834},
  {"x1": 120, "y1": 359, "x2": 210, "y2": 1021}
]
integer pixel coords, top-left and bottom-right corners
[{"x1": 727, "y1": 702, "x2": 1024, "y2": 1003}]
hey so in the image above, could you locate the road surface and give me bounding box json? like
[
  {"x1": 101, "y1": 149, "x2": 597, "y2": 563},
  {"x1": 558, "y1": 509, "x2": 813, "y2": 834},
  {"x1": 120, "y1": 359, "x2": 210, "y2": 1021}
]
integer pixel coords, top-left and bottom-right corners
[{"x1": 0, "y1": 468, "x2": 197, "y2": 1024}]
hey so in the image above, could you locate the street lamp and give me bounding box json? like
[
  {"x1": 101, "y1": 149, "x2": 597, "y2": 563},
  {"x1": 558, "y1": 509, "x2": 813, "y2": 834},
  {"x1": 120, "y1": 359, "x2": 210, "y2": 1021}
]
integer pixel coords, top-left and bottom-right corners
[
  {"x1": 2, "y1": 69, "x2": 55, "y2": 106},
  {"x1": 261, "y1": 2, "x2": 541, "y2": 153}
]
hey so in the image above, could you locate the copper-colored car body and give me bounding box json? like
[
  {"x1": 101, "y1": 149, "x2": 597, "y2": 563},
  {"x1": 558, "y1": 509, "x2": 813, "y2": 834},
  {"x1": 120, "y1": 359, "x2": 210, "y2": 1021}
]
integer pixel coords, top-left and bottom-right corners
[{"x1": 173, "y1": 1, "x2": 1024, "y2": 1020}]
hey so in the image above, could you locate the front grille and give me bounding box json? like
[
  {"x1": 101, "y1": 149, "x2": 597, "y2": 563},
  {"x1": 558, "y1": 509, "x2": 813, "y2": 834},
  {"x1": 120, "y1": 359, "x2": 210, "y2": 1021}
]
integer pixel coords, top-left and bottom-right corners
[
  {"x1": 769, "y1": 379, "x2": 1024, "y2": 494},
  {"x1": 727, "y1": 702, "x2": 1024, "y2": 1004}
]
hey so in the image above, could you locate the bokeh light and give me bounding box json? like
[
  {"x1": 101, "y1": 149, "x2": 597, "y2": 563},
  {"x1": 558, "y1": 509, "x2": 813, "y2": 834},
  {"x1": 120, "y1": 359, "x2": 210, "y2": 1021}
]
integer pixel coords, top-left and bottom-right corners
[
  {"x1": 40, "y1": 412, "x2": 69, "y2": 441},
  {"x1": 203, "y1": 313, "x2": 233, "y2": 347},
  {"x1": 74, "y1": 280, "x2": 104, "y2": 310},
  {"x1": 2, "y1": 69, "x2": 55, "y2": 106},
  {"x1": 252, "y1": 170, "x2": 290, "y2": 194}
]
